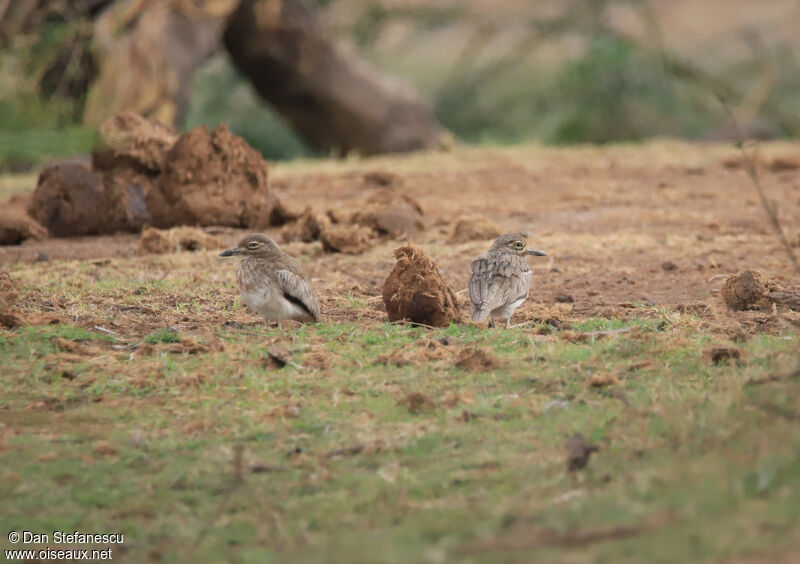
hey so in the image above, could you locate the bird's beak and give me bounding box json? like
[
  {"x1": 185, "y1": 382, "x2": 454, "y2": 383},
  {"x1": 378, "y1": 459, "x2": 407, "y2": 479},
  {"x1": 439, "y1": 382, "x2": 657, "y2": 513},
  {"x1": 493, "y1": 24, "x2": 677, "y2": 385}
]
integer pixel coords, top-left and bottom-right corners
[
  {"x1": 526, "y1": 248, "x2": 547, "y2": 256},
  {"x1": 219, "y1": 247, "x2": 241, "y2": 257}
]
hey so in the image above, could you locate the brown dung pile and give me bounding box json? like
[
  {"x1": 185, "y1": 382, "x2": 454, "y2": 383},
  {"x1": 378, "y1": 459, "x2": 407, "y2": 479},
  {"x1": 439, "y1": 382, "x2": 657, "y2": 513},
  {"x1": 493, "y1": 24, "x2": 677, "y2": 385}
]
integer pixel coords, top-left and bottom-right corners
[
  {"x1": 280, "y1": 179, "x2": 425, "y2": 254},
  {"x1": 382, "y1": 244, "x2": 459, "y2": 327},
  {"x1": 21, "y1": 112, "x2": 276, "y2": 240},
  {"x1": 449, "y1": 215, "x2": 501, "y2": 243},
  {"x1": 139, "y1": 226, "x2": 223, "y2": 254},
  {"x1": 721, "y1": 270, "x2": 768, "y2": 310},
  {"x1": 0, "y1": 195, "x2": 48, "y2": 245}
]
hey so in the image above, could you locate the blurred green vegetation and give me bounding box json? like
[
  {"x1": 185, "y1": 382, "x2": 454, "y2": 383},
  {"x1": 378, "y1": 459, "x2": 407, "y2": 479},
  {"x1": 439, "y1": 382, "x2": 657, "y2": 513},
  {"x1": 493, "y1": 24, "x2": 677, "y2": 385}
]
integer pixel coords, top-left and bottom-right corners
[
  {"x1": 1, "y1": 0, "x2": 800, "y2": 171},
  {"x1": 0, "y1": 18, "x2": 96, "y2": 171},
  {"x1": 185, "y1": 57, "x2": 315, "y2": 161}
]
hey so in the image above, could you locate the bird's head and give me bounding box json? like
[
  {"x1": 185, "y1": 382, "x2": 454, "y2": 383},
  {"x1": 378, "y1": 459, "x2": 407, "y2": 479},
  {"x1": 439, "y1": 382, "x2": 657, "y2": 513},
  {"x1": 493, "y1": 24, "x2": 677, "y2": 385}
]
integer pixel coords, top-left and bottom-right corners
[
  {"x1": 219, "y1": 233, "x2": 282, "y2": 260},
  {"x1": 489, "y1": 232, "x2": 547, "y2": 257}
]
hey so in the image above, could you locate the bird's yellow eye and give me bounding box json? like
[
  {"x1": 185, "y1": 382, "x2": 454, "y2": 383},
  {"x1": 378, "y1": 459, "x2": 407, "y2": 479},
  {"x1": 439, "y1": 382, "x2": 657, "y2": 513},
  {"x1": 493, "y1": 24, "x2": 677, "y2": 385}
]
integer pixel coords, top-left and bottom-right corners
[
  {"x1": 247, "y1": 242, "x2": 261, "y2": 250},
  {"x1": 513, "y1": 241, "x2": 524, "y2": 249}
]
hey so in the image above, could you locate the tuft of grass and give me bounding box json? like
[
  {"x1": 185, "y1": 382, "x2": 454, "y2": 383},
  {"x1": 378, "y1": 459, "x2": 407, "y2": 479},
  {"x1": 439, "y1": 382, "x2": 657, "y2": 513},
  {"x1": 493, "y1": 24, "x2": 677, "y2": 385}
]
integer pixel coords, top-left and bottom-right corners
[{"x1": 143, "y1": 328, "x2": 180, "y2": 344}]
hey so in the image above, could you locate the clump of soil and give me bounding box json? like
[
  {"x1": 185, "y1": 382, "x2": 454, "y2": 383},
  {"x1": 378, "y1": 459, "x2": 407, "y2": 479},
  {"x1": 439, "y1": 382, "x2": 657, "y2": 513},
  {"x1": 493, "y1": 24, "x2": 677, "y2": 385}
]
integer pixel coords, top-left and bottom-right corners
[
  {"x1": 269, "y1": 198, "x2": 304, "y2": 226},
  {"x1": 351, "y1": 189, "x2": 424, "y2": 238},
  {"x1": 0, "y1": 194, "x2": 48, "y2": 245},
  {"x1": 280, "y1": 187, "x2": 424, "y2": 253},
  {"x1": 281, "y1": 208, "x2": 327, "y2": 243},
  {"x1": 95, "y1": 111, "x2": 179, "y2": 173},
  {"x1": 721, "y1": 270, "x2": 768, "y2": 310},
  {"x1": 449, "y1": 215, "x2": 501, "y2": 243},
  {"x1": 707, "y1": 346, "x2": 743, "y2": 365},
  {"x1": 566, "y1": 433, "x2": 599, "y2": 472},
  {"x1": 156, "y1": 125, "x2": 273, "y2": 228},
  {"x1": 303, "y1": 348, "x2": 332, "y2": 370},
  {"x1": 588, "y1": 373, "x2": 620, "y2": 387},
  {"x1": 454, "y1": 347, "x2": 500, "y2": 372},
  {"x1": 17, "y1": 114, "x2": 277, "y2": 240},
  {"x1": 403, "y1": 392, "x2": 434, "y2": 414},
  {"x1": 29, "y1": 163, "x2": 148, "y2": 237},
  {"x1": 382, "y1": 244, "x2": 459, "y2": 327},
  {"x1": 140, "y1": 226, "x2": 222, "y2": 254},
  {"x1": 0, "y1": 272, "x2": 19, "y2": 326},
  {"x1": 320, "y1": 224, "x2": 374, "y2": 254}
]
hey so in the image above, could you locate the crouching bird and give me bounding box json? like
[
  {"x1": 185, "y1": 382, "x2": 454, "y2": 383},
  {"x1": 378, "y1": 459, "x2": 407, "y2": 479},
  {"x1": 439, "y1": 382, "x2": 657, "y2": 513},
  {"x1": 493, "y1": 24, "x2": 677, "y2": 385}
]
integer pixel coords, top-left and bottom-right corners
[
  {"x1": 220, "y1": 233, "x2": 321, "y2": 323},
  {"x1": 468, "y1": 232, "x2": 546, "y2": 328}
]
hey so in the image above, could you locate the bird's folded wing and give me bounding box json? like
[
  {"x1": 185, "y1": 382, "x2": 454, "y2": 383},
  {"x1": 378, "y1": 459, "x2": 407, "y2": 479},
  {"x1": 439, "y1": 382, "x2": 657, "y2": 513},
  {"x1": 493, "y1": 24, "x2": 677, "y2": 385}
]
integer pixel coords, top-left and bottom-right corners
[
  {"x1": 276, "y1": 269, "x2": 321, "y2": 321},
  {"x1": 469, "y1": 255, "x2": 531, "y2": 312}
]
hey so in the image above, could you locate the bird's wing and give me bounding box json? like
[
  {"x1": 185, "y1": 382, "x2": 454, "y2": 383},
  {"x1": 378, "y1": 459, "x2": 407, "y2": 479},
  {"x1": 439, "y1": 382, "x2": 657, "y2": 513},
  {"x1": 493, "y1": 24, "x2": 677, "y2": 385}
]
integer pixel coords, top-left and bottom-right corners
[
  {"x1": 275, "y1": 269, "x2": 321, "y2": 321},
  {"x1": 469, "y1": 254, "x2": 531, "y2": 313}
]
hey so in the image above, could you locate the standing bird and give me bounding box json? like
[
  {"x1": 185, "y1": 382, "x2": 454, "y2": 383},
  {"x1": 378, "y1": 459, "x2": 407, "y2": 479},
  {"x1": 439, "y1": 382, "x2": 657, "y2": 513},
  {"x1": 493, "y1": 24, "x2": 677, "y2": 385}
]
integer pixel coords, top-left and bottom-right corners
[
  {"x1": 468, "y1": 232, "x2": 546, "y2": 328},
  {"x1": 219, "y1": 233, "x2": 321, "y2": 323}
]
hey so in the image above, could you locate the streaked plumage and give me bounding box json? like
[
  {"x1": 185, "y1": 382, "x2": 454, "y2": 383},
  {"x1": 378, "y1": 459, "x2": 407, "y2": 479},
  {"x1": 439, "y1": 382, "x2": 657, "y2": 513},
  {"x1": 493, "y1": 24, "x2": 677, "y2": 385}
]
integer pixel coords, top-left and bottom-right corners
[
  {"x1": 220, "y1": 233, "x2": 320, "y2": 323},
  {"x1": 468, "y1": 232, "x2": 546, "y2": 328}
]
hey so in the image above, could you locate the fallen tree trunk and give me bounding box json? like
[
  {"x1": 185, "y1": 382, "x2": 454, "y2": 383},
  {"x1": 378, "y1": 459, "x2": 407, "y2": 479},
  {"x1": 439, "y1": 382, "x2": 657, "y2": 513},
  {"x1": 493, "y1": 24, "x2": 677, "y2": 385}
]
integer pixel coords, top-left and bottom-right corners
[
  {"x1": 84, "y1": 0, "x2": 236, "y2": 127},
  {"x1": 223, "y1": 0, "x2": 444, "y2": 155}
]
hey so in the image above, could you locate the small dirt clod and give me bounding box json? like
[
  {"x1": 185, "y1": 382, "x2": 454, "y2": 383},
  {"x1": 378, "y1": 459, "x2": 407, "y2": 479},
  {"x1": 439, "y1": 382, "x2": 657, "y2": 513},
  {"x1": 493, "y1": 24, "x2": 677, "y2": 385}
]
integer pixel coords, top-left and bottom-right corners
[
  {"x1": 707, "y1": 346, "x2": 743, "y2": 365},
  {"x1": 566, "y1": 433, "x2": 599, "y2": 472},
  {"x1": 454, "y1": 347, "x2": 500, "y2": 372},
  {"x1": 721, "y1": 270, "x2": 768, "y2": 310},
  {"x1": 403, "y1": 392, "x2": 434, "y2": 414},
  {"x1": 140, "y1": 226, "x2": 222, "y2": 254},
  {"x1": 449, "y1": 215, "x2": 501, "y2": 243}
]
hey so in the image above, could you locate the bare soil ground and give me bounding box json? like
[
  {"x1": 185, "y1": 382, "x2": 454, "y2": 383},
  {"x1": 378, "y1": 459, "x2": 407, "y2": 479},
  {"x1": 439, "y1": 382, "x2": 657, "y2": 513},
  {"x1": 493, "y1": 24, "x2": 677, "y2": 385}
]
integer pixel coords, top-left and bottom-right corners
[{"x1": 3, "y1": 141, "x2": 799, "y2": 326}]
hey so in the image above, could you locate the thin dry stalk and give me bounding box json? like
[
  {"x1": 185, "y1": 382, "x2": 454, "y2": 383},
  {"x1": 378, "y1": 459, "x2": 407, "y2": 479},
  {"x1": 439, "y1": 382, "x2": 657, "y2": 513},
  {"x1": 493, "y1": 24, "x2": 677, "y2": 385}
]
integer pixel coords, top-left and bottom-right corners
[{"x1": 719, "y1": 97, "x2": 800, "y2": 273}]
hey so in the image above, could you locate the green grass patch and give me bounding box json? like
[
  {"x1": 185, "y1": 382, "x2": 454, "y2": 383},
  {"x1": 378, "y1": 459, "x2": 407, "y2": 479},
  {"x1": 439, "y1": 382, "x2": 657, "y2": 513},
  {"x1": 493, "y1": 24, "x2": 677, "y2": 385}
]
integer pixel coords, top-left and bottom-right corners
[{"x1": 143, "y1": 328, "x2": 181, "y2": 344}]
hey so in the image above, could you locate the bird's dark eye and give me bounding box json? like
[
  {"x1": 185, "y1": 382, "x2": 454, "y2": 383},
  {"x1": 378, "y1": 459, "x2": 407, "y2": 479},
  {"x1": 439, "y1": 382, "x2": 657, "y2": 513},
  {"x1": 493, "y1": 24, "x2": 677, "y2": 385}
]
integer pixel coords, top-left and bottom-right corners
[
  {"x1": 513, "y1": 241, "x2": 524, "y2": 249},
  {"x1": 248, "y1": 242, "x2": 261, "y2": 250}
]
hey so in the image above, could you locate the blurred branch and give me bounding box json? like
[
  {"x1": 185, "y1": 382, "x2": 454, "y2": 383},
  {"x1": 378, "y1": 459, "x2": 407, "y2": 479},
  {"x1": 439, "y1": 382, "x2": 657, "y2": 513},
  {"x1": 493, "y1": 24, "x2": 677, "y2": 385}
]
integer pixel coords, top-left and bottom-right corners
[
  {"x1": 658, "y1": 51, "x2": 800, "y2": 135},
  {"x1": 719, "y1": 96, "x2": 800, "y2": 273}
]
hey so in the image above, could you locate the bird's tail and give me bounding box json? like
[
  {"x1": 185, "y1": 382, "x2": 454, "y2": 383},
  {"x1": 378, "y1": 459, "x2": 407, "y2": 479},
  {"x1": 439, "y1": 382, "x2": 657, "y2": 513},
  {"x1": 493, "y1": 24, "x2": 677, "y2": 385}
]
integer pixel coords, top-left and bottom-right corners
[{"x1": 470, "y1": 308, "x2": 489, "y2": 322}]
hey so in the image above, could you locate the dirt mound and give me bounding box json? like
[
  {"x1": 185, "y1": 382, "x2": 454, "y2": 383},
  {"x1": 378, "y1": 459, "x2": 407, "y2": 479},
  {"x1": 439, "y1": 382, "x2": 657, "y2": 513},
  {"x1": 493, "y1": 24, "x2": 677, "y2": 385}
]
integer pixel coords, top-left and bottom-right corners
[
  {"x1": 156, "y1": 125, "x2": 273, "y2": 228},
  {"x1": 29, "y1": 163, "x2": 148, "y2": 237},
  {"x1": 382, "y1": 244, "x2": 460, "y2": 327},
  {"x1": 449, "y1": 215, "x2": 501, "y2": 243},
  {"x1": 18, "y1": 114, "x2": 277, "y2": 240},
  {"x1": 403, "y1": 392, "x2": 435, "y2": 414},
  {"x1": 722, "y1": 270, "x2": 768, "y2": 310},
  {"x1": 320, "y1": 224, "x2": 374, "y2": 254},
  {"x1": 279, "y1": 187, "x2": 424, "y2": 253},
  {"x1": 140, "y1": 226, "x2": 222, "y2": 254},
  {"x1": 281, "y1": 209, "x2": 327, "y2": 243},
  {"x1": 0, "y1": 271, "x2": 19, "y2": 326},
  {"x1": 351, "y1": 189, "x2": 424, "y2": 238},
  {"x1": 0, "y1": 194, "x2": 48, "y2": 245},
  {"x1": 454, "y1": 347, "x2": 500, "y2": 372},
  {"x1": 95, "y1": 111, "x2": 179, "y2": 173},
  {"x1": 707, "y1": 346, "x2": 743, "y2": 365}
]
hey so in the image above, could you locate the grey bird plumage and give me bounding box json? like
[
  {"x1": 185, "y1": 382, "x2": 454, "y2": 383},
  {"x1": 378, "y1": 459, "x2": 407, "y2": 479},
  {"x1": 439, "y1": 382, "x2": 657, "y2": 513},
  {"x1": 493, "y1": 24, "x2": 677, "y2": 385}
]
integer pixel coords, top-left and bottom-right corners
[
  {"x1": 468, "y1": 232, "x2": 546, "y2": 328},
  {"x1": 220, "y1": 233, "x2": 321, "y2": 323}
]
